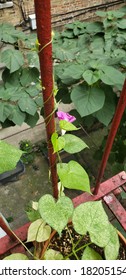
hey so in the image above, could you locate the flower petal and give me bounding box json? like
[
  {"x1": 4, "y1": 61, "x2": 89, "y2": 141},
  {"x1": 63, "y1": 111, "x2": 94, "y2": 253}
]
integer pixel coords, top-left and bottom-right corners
[{"x1": 56, "y1": 111, "x2": 76, "y2": 123}]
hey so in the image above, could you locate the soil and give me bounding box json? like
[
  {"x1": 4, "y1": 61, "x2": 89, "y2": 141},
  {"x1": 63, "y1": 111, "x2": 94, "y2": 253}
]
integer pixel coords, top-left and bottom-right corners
[{"x1": 49, "y1": 225, "x2": 126, "y2": 260}]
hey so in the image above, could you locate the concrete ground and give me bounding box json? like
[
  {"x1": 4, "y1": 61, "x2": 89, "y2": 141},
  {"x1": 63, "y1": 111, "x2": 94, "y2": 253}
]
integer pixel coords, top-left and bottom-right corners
[{"x1": 0, "y1": 127, "x2": 126, "y2": 239}]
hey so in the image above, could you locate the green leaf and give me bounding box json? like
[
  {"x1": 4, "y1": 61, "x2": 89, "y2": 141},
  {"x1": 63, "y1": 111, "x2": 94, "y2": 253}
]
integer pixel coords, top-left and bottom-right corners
[
  {"x1": 44, "y1": 249, "x2": 63, "y2": 260},
  {"x1": 71, "y1": 84, "x2": 105, "y2": 117},
  {"x1": 18, "y1": 94, "x2": 37, "y2": 116},
  {"x1": 82, "y1": 246, "x2": 103, "y2": 260},
  {"x1": 25, "y1": 112, "x2": 39, "y2": 128},
  {"x1": 94, "y1": 85, "x2": 116, "y2": 126},
  {"x1": 72, "y1": 201, "x2": 111, "y2": 247},
  {"x1": 95, "y1": 11, "x2": 106, "y2": 17},
  {"x1": 27, "y1": 218, "x2": 51, "y2": 242},
  {"x1": 0, "y1": 103, "x2": 5, "y2": 122},
  {"x1": 83, "y1": 70, "x2": 100, "y2": 85},
  {"x1": 117, "y1": 19, "x2": 126, "y2": 29},
  {"x1": 57, "y1": 160, "x2": 90, "y2": 192},
  {"x1": 59, "y1": 120, "x2": 79, "y2": 131},
  {"x1": 104, "y1": 224, "x2": 119, "y2": 260},
  {"x1": 63, "y1": 134, "x2": 88, "y2": 153},
  {"x1": 1, "y1": 49, "x2": 24, "y2": 73},
  {"x1": 38, "y1": 194, "x2": 74, "y2": 235},
  {"x1": 20, "y1": 67, "x2": 39, "y2": 86},
  {"x1": 99, "y1": 65, "x2": 125, "y2": 87},
  {"x1": 60, "y1": 64, "x2": 85, "y2": 82},
  {"x1": 0, "y1": 140, "x2": 23, "y2": 174},
  {"x1": 9, "y1": 106, "x2": 26, "y2": 126},
  {"x1": 51, "y1": 132, "x2": 65, "y2": 153},
  {"x1": 86, "y1": 22, "x2": 103, "y2": 34},
  {"x1": 3, "y1": 253, "x2": 29, "y2": 260},
  {"x1": 27, "y1": 51, "x2": 40, "y2": 70}
]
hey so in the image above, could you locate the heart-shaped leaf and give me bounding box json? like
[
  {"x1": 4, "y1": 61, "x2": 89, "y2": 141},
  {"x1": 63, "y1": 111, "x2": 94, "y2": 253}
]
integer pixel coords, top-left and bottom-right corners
[
  {"x1": 51, "y1": 132, "x2": 65, "y2": 153},
  {"x1": 63, "y1": 134, "x2": 88, "y2": 153},
  {"x1": 27, "y1": 218, "x2": 51, "y2": 242},
  {"x1": 71, "y1": 84, "x2": 105, "y2": 117},
  {"x1": 0, "y1": 140, "x2": 23, "y2": 174},
  {"x1": 59, "y1": 120, "x2": 79, "y2": 131},
  {"x1": 38, "y1": 194, "x2": 74, "y2": 235},
  {"x1": 104, "y1": 224, "x2": 119, "y2": 260},
  {"x1": 82, "y1": 246, "x2": 103, "y2": 260},
  {"x1": 72, "y1": 201, "x2": 111, "y2": 247},
  {"x1": 44, "y1": 249, "x2": 63, "y2": 260},
  {"x1": 57, "y1": 160, "x2": 90, "y2": 193},
  {"x1": 1, "y1": 49, "x2": 24, "y2": 73}
]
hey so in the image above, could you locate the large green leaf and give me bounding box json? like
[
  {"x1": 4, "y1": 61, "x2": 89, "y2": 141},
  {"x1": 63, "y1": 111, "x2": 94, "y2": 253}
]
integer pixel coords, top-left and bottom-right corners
[
  {"x1": 51, "y1": 132, "x2": 65, "y2": 153},
  {"x1": 59, "y1": 120, "x2": 79, "y2": 131},
  {"x1": 83, "y1": 70, "x2": 100, "y2": 85},
  {"x1": 94, "y1": 85, "x2": 116, "y2": 126},
  {"x1": 0, "y1": 140, "x2": 23, "y2": 174},
  {"x1": 57, "y1": 160, "x2": 90, "y2": 192},
  {"x1": 72, "y1": 201, "x2": 112, "y2": 247},
  {"x1": 59, "y1": 64, "x2": 85, "y2": 82},
  {"x1": 20, "y1": 67, "x2": 39, "y2": 86},
  {"x1": 71, "y1": 84, "x2": 105, "y2": 117},
  {"x1": 0, "y1": 103, "x2": 5, "y2": 122},
  {"x1": 3, "y1": 253, "x2": 29, "y2": 260},
  {"x1": 104, "y1": 224, "x2": 119, "y2": 260},
  {"x1": 9, "y1": 105, "x2": 26, "y2": 126},
  {"x1": 86, "y1": 22, "x2": 103, "y2": 34},
  {"x1": 99, "y1": 65, "x2": 125, "y2": 87},
  {"x1": 38, "y1": 194, "x2": 74, "y2": 235},
  {"x1": 82, "y1": 246, "x2": 103, "y2": 260},
  {"x1": 27, "y1": 219, "x2": 51, "y2": 242},
  {"x1": 44, "y1": 249, "x2": 63, "y2": 260},
  {"x1": 18, "y1": 94, "x2": 37, "y2": 116},
  {"x1": 25, "y1": 112, "x2": 39, "y2": 128},
  {"x1": 117, "y1": 19, "x2": 126, "y2": 29},
  {"x1": 1, "y1": 49, "x2": 24, "y2": 73},
  {"x1": 63, "y1": 134, "x2": 88, "y2": 153},
  {"x1": 0, "y1": 23, "x2": 27, "y2": 44}
]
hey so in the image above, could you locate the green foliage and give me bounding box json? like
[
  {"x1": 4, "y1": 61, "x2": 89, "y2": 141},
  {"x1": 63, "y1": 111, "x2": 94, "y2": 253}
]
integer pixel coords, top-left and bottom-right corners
[
  {"x1": 27, "y1": 218, "x2": 51, "y2": 242},
  {"x1": 0, "y1": 23, "x2": 42, "y2": 128},
  {"x1": 26, "y1": 195, "x2": 120, "y2": 260},
  {"x1": 57, "y1": 161, "x2": 90, "y2": 192},
  {"x1": 44, "y1": 249, "x2": 64, "y2": 260},
  {"x1": 38, "y1": 194, "x2": 74, "y2": 235},
  {"x1": 53, "y1": 7, "x2": 126, "y2": 126},
  {"x1": 82, "y1": 246, "x2": 103, "y2": 260},
  {"x1": 3, "y1": 253, "x2": 29, "y2": 260},
  {"x1": 0, "y1": 140, "x2": 23, "y2": 173}
]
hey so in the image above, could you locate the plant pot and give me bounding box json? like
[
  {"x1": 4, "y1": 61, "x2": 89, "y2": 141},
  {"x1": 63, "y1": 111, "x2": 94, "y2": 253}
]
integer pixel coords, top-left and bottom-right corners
[{"x1": 0, "y1": 221, "x2": 125, "y2": 260}]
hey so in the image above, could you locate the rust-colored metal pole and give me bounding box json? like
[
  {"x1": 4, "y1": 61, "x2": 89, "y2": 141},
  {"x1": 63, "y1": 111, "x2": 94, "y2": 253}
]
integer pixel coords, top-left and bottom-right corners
[
  {"x1": 34, "y1": 0, "x2": 58, "y2": 198},
  {"x1": 94, "y1": 79, "x2": 126, "y2": 195}
]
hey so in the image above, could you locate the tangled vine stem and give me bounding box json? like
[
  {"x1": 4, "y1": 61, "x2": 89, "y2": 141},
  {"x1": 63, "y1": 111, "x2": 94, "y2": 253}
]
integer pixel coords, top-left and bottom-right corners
[{"x1": 34, "y1": 0, "x2": 58, "y2": 199}]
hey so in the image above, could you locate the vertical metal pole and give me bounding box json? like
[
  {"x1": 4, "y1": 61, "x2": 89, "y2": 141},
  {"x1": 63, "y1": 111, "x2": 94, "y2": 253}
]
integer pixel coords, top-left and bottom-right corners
[
  {"x1": 34, "y1": 0, "x2": 58, "y2": 198},
  {"x1": 94, "y1": 79, "x2": 126, "y2": 195}
]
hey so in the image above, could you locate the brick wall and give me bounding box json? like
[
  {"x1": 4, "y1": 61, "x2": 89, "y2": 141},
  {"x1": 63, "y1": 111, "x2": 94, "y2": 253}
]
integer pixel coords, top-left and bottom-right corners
[{"x1": 0, "y1": 0, "x2": 125, "y2": 29}]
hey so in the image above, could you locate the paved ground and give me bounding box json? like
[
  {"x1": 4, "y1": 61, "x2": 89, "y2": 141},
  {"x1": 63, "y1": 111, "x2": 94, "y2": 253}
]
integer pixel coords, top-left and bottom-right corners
[{"x1": 0, "y1": 128, "x2": 126, "y2": 238}]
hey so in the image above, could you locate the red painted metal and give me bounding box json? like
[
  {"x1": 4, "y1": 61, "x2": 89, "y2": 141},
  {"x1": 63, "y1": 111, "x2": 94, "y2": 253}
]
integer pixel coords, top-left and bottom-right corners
[
  {"x1": 94, "y1": 79, "x2": 126, "y2": 195},
  {"x1": 103, "y1": 193, "x2": 126, "y2": 231},
  {"x1": 0, "y1": 222, "x2": 30, "y2": 257},
  {"x1": 73, "y1": 171, "x2": 126, "y2": 207},
  {"x1": 34, "y1": 0, "x2": 58, "y2": 199}
]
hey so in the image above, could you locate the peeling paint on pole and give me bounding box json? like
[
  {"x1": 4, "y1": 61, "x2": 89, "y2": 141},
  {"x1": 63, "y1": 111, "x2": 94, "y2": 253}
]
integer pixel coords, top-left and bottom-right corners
[{"x1": 34, "y1": 0, "x2": 58, "y2": 198}]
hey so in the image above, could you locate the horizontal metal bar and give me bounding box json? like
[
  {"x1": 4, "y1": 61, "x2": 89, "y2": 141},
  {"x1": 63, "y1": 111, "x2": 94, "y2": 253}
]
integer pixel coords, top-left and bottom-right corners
[
  {"x1": 103, "y1": 192, "x2": 126, "y2": 231},
  {"x1": 73, "y1": 171, "x2": 126, "y2": 208}
]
